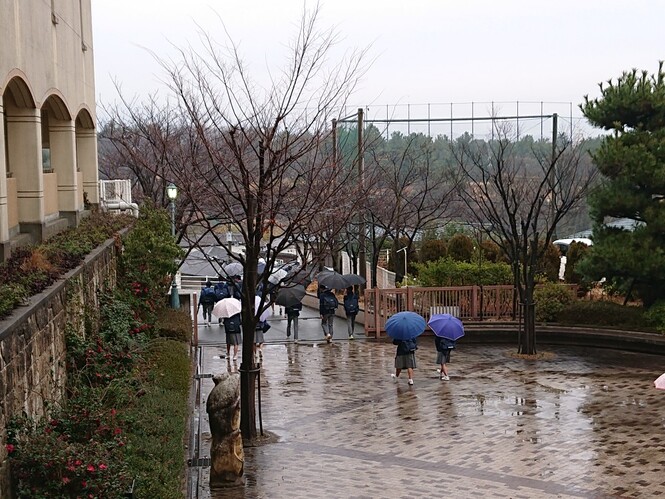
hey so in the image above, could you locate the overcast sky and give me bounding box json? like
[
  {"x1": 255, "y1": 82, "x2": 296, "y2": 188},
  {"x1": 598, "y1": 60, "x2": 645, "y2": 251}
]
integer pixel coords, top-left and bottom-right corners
[{"x1": 92, "y1": 0, "x2": 664, "y2": 134}]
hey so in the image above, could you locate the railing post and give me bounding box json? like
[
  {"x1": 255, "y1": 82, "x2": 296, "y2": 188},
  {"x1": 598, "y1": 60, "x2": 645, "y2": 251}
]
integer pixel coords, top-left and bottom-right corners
[
  {"x1": 406, "y1": 286, "x2": 414, "y2": 312},
  {"x1": 471, "y1": 285, "x2": 478, "y2": 319},
  {"x1": 374, "y1": 288, "x2": 381, "y2": 338}
]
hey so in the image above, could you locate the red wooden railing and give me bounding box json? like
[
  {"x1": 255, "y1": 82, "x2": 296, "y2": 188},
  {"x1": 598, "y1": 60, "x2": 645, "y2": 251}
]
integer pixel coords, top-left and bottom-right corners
[{"x1": 364, "y1": 285, "x2": 518, "y2": 338}]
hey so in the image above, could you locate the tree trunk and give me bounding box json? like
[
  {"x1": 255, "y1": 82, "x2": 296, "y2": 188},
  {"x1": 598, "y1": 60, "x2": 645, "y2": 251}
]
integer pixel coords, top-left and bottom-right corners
[
  {"x1": 239, "y1": 355, "x2": 258, "y2": 441},
  {"x1": 518, "y1": 295, "x2": 537, "y2": 355}
]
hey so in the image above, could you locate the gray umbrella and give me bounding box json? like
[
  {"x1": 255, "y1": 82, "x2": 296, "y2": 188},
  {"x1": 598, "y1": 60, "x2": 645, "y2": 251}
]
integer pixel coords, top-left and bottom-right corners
[
  {"x1": 223, "y1": 262, "x2": 244, "y2": 277},
  {"x1": 317, "y1": 270, "x2": 348, "y2": 290}
]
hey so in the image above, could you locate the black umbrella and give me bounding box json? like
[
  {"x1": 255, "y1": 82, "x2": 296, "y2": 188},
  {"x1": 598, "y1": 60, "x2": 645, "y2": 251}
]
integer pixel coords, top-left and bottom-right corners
[
  {"x1": 275, "y1": 284, "x2": 307, "y2": 307},
  {"x1": 342, "y1": 273, "x2": 366, "y2": 287},
  {"x1": 318, "y1": 270, "x2": 348, "y2": 290}
]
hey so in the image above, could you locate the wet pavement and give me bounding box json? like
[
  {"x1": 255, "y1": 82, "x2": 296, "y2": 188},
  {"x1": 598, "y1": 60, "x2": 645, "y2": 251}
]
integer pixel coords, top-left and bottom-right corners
[{"x1": 190, "y1": 306, "x2": 665, "y2": 498}]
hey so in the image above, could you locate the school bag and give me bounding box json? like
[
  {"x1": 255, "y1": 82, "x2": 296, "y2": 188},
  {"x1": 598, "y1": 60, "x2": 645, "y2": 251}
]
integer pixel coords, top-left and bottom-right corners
[
  {"x1": 321, "y1": 293, "x2": 337, "y2": 314},
  {"x1": 201, "y1": 286, "x2": 216, "y2": 304},
  {"x1": 345, "y1": 295, "x2": 359, "y2": 314},
  {"x1": 214, "y1": 282, "x2": 231, "y2": 300}
]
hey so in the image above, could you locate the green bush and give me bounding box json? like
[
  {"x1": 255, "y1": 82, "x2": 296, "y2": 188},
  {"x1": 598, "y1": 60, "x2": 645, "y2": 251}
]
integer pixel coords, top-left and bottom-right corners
[
  {"x1": 415, "y1": 257, "x2": 513, "y2": 286},
  {"x1": 644, "y1": 300, "x2": 665, "y2": 333},
  {"x1": 534, "y1": 282, "x2": 574, "y2": 322},
  {"x1": 447, "y1": 233, "x2": 475, "y2": 262},
  {"x1": 155, "y1": 307, "x2": 193, "y2": 342},
  {"x1": 556, "y1": 300, "x2": 651, "y2": 330}
]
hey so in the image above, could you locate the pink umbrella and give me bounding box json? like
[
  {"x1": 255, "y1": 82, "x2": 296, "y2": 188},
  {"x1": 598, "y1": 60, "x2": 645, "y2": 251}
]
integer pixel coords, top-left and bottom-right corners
[{"x1": 654, "y1": 373, "x2": 665, "y2": 390}]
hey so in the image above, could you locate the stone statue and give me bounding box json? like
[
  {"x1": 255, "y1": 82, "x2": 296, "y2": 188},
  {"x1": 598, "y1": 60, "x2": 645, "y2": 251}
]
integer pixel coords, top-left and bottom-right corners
[{"x1": 206, "y1": 372, "x2": 244, "y2": 485}]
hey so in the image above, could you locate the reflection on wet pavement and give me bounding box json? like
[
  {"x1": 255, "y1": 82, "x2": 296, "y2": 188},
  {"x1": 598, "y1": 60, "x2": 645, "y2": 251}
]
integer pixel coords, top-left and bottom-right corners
[{"x1": 193, "y1": 336, "x2": 665, "y2": 498}]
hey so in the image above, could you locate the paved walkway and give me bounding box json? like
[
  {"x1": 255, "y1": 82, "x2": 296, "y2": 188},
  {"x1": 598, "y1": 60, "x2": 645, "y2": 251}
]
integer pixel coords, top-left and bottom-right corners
[{"x1": 191, "y1": 306, "x2": 665, "y2": 498}]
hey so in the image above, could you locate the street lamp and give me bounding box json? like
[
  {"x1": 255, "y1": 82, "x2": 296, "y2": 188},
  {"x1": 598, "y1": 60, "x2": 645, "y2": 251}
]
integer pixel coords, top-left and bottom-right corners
[
  {"x1": 166, "y1": 182, "x2": 180, "y2": 308},
  {"x1": 397, "y1": 246, "x2": 408, "y2": 281},
  {"x1": 166, "y1": 183, "x2": 178, "y2": 237}
]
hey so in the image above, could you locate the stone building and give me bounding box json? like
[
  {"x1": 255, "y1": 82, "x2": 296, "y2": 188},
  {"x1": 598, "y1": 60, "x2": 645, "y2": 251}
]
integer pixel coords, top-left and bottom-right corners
[{"x1": 0, "y1": 0, "x2": 99, "y2": 261}]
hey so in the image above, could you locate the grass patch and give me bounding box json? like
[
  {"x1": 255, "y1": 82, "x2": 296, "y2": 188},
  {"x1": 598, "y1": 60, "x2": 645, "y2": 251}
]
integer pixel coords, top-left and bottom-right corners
[{"x1": 122, "y1": 339, "x2": 192, "y2": 499}]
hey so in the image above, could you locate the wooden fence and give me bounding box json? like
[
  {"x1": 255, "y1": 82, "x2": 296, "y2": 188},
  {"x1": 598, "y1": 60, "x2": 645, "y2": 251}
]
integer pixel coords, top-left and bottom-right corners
[{"x1": 364, "y1": 285, "x2": 518, "y2": 338}]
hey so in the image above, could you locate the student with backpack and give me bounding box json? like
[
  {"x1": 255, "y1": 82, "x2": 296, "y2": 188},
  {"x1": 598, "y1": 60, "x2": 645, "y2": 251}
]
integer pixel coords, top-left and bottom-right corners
[
  {"x1": 285, "y1": 302, "x2": 303, "y2": 342},
  {"x1": 435, "y1": 336, "x2": 456, "y2": 381},
  {"x1": 343, "y1": 286, "x2": 360, "y2": 340},
  {"x1": 214, "y1": 280, "x2": 231, "y2": 325},
  {"x1": 223, "y1": 312, "x2": 241, "y2": 361},
  {"x1": 391, "y1": 337, "x2": 418, "y2": 385},
  {"x1": 318, "y1": 285, "x2": 339, "y2": 343},
  {"x1": 198, "y1": 280, "x2": 216, "y2": 327}
]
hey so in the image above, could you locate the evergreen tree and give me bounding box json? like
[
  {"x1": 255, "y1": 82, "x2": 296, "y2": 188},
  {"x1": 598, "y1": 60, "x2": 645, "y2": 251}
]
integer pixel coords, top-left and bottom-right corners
[{"x1": 580, "y1": 63, "x2": 665, "y2": 307}]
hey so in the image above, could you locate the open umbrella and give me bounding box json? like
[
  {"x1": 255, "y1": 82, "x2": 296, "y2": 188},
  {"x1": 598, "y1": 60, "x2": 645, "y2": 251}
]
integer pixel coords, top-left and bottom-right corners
[
  {"x1": 318, "y1": 270, "x2": 348, "y2": 290},
  {"x1": 212, "y1": 297, "x2": 242, "y2": 318},
  {"x1": 223, "y1": 262, "x2": 244, "y2": 277},
  {"x1": 275, "y1": 284, "x2": 306, "y2": 307},
  {"x1": 268, "y1": 267, "x2": 289, "y2": 285},
  {"x1": 385, "y1": 311, "x2": 426, "y2": 341},
  {"x1": 255, "y1": 296, "x2": 270, "y2": 322},
  {"x1": 655, "y1": 373, "x2": 665, "y2": 390},
  {"x1": 342, "y1": 273, "x2": 365, "y2": 287},
  {"x1": 428, "y1": 313, "x2": 465, "y2": 340}
]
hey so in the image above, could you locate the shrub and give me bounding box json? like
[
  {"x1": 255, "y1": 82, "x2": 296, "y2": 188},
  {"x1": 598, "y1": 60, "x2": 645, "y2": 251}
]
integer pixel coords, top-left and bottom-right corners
[
  {"x1": 644, "y1": 300, "x2": 665, "y2": 333},
  {"x1": 447, "y1": 233, "x2": 475, "y2": 262},
  {"x1": 556, "y1": 300, "x2": 650, "y2": 330},
  {"x1": 419, "y1": 239, "x2": 447, "y2": 263},
  {"x1": 155, "y1": 307, "x2": 193, "y2": 342},
  {"x1": 534, "y1": 282, "x2": 574, "y2": 322},
  {"x1": 415, "y1": 257, "x2": 513, "y2": 287}
]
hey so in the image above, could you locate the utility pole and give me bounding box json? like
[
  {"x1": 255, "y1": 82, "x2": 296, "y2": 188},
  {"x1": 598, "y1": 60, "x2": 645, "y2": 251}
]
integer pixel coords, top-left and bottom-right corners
[
  {"x1": 550, "y1": 113, "x2": 558, "y2": 240},
  {"x1": 357, "y1": 108, "x2": 367, "y2": 288}
]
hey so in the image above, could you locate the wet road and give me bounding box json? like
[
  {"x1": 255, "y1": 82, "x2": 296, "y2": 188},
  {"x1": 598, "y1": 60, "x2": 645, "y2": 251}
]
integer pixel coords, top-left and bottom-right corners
[{"x1": 190, "y1": 307, "x2": 665, "y2": 498}]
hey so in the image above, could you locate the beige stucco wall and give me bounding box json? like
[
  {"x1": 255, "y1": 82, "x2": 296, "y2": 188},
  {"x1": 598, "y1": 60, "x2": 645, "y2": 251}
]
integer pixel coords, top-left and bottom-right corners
[
  {"x1": 44, "y1": 172, "x2": 58, "y2": 217},
  {"x1": 6, "y1": 177, "x2": 17, "y2": 230},
  {"x1": 0, "y1": 0, "x2": 96, "y2": 120},
  {"x1": 1, "y1": 0, "x2": 98, "y2": 257}
]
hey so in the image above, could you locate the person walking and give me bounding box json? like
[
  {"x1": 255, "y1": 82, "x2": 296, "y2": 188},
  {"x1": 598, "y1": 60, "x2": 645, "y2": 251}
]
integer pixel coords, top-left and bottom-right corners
[
  {"x1": 223, "y1": 312, "x2": 241, "y2": 361},
  {"x1": 343, "y1": 286, "x2": 359, "y2": 339},
  {"x1": 254, "y1": 319, "x2": 269, "y2": 362},
  {"x1": 319, "y1": 285, "x2": 339, "y2": 343},
  {"x1": 435, "y1": 336, "x2": 456, "y2": 381},
  {"x1": 391, "y1": 337, "x2": 417, "y2": 385},
  {"x1": 198, "y1": 280, "x2": 216, "y2": 327},
  {"x1": 214, "y1": 279, "x2": 231, "y2": 325},
  {"x1": 285, "y1": 302, "x2": 303, "y2": 342}
]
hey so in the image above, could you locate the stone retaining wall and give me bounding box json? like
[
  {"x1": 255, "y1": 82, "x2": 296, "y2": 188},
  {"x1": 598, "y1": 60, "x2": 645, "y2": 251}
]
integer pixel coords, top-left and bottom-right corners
[{"x1": 0, "y1": 237, "x2": 120, "y2": 497}]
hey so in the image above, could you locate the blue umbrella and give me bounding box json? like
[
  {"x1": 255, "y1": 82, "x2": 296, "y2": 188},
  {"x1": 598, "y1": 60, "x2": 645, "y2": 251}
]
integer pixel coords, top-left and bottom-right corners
[
  {"x1": 428, "y1": 313, "x2": 465, "y2": 340},
  {"x1": 385, "y1": 311, "x2": 427, "y2": 341}
]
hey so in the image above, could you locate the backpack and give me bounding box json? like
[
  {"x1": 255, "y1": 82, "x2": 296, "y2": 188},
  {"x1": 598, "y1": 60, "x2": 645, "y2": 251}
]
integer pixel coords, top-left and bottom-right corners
[
  {"x1": 345, "y1": 295, "x2": 359, "y2": 314},
  {"x1": 321, "y1": 293, "x2": 337, "y2": 314},
  {"x1": 201, "y1": 286, "x2": 216, "y2": 304},
  {"x1": 214, "y1": 282, "x2": 230, "y2": 300}
]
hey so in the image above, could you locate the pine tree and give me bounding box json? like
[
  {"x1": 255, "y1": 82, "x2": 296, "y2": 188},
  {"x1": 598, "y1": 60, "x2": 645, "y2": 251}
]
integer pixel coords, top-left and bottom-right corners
[{"x1": 580, "y1": 62, "x2": 665, "y2": 307}]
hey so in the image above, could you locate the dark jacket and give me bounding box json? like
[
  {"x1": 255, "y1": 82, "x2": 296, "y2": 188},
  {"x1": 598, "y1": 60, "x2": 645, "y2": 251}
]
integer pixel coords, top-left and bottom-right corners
[
  {"x1": 393, "y1": 338, "x2": 417, "y2": 356},
  {"x1": 285, "y1": 303, "x2": 303, "y2": 317},
  {"x1": 319, "y1": 290, "x2": 339, "y2": 316},
  {"x1": 343, "y1": 291, "x2": 359, "y2": 316},
  {"x1": 435, "y1": 336, "x2": 456, "y2": 352}
]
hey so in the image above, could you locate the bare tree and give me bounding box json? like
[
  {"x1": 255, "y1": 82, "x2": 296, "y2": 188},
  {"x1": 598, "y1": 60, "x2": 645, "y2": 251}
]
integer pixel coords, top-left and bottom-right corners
[
  {"x1": 365, "y1": 133, "x2": 459, "y2": 285},
  {"x1": 152, "y1": 6, "x2": 369, "y2": 439},
  {"x1": 98, "y1": 94, "x2": 200, "y2": 244},
  {"x1": 450, "y1": 122, "x2": 597, "y2": 354}
]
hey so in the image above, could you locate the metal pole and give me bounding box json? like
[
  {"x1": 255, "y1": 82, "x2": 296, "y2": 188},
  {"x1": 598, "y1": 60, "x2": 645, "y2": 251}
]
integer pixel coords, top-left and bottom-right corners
[
  {"x1": 357, "y1": 108, "x2": 367, "y2": 288},
  {"x1": 170, "y1": 199, "x2": 180, "y2": 309}
]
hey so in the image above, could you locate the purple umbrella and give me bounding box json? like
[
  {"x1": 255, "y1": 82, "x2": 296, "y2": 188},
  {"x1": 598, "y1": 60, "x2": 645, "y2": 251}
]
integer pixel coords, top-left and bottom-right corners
[
  {"x1": 428, "y1": 313, "x2": 465, "y2": 341},
  {"x1": 385, "y1": 311, "x2": 426, "y2": 341}
]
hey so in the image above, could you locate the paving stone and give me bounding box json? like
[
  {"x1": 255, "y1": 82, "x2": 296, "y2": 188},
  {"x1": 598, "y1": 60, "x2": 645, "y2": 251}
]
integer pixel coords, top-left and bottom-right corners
[{"x1": 192, "y1": 307, "x2": 665, "y2": 498}]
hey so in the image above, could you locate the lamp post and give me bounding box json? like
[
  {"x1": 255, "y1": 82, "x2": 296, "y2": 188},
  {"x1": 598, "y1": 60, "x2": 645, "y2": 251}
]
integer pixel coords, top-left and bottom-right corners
[
  {"x1": 166, "y1": 183, "x2": 180, "y2": 309},
  {"x1": 397, "y1": 246, "x2": 408, "y2": 282}
]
